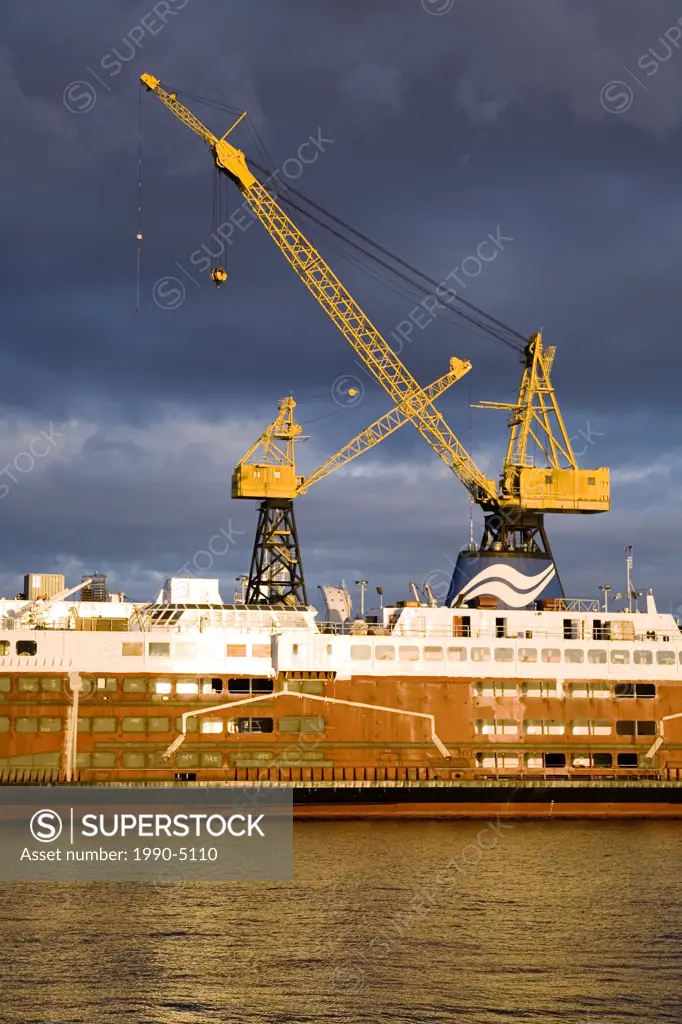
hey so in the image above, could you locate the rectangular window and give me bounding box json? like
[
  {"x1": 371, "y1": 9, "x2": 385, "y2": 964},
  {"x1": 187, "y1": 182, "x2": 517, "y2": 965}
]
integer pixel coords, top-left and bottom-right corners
[
  {"x1": 350, "y1": 645, "x2": 372, "y2": 661},
  {"x1": 446, "y1": 647, "x2": 467, "y2": 662},
  {"x1": 588, "y1": 649, "x2": 607, "y2": 664},
  {"x1": 494, "y1": 648, "x2": 514, "y2": 662},
  {"x1": 524, "y1": 720, "x2": 565, "y2": 735},
  {"x1": 154, "y1": 681, "x2": 172, "y2": 694},
  {"x1": 611, "y1": 650, "x2": 630, "y2": 665},
  {"x1": 17, "y1": 678, "x2": 39, "y2": 692},
  {"x1": 399, "y1": 646, "x2": 419, "y2": 662},
  {"x1": 541, "y1": 649, "x2": 561, "y2": 664},
  {"x1": 0, "y1": 642, "x2": 8, "y2": 656},
  {"x1": 636, "y1": 683, "x2": 656, "y2": 698},
  {"x1": 38, "y1": 717, "x2": 62, "y2": 733},
  {"x1": 175, "y1": 717, "x2": 198, "y2": 733},
  {"x1": 16, "y1": 641, "x2": 37, "y2": 656},
  {"x1": 617, "y1": 753, "x2": 638, "y2": 768},
  {"x1": 634, "y1": 650, "x2": 653, "y2": 665},
  {"x1": 0, "y1": 716, "x2": 10, "y2": 732},
  {"x1": 121, "y1": 753, "x2": 146, "y2": 769},
  {"x1": 564, "y1": 649, "x2": 584, "y2": 664},
  {"x1": 40, "y1": 677, "x2": 63, "y2": 692},
  {"x1": 232, "y1": 717, "x2": 274, "y2": 734},
  {"x1": 176, "y1": 681, "x2": 199, "y2": 695},
  {"x1": 636, "y1": 720, "x2": 657, "y2": 736},
  {"x1": 91, "y1": 753, "x2": 116, "y2": 769},
  {"x1": 522, "y1": 682, "x2": 558, "y2": 698},
  {"x1": 123, "y1": 678, "x2": 148, "y2": 693},
  {"x1": 615, "y1": 683, "x2": 635, "y2": 698},
  {"x1": 0, "y1": 678, "x2": 9, "y2": 692},
  {"x1": 147, "y1": 717, "x2": 170, "y2": 732},
  {"x1": 563, "y1": 619, "x2": 579, "y2": 640},
  {"x1": 227, "y1": 644, "x2": 248, "y2": 657},
  {"x1": 518, "y1": 648, "x2": 537, "y2": 663},
  {"x1": 571, "y1": 720, "x2": 611, "y2": 736},
  {"x1": 77, "y1": 717, "x2": 91, "y2": 732},
  {"x1": 475, "y1": 719, "x2": 517, "y2": 735},
  {"x1": 200, "y1": 752, "x2": 222, "y2": 768},
  {"x1": 122, "y1": 642, "x2": 143, "y2": 657},
  {"x1": 567, "y1": 682, "x2": 609, "y2": 699},
  {"x1": 122, "y1": 717, "x2": 146, "y2": 733},
  {"x1": 475, "y1": 753, "x2": 519, "y2": 768},
  {"x1": 424, "y1": 646, "x2": 443, "y2": 661},
  {"x1": 278, "y1": 716, "x2": 302, "y2": 734},
  {"x1": 15, "y1": 717, "x2": 38, "y2": 732},
  {"x1": 92, "y1": 717, "x2": 117, "y2": 733},
  {"x1": 301, "y1": 716, "x2": 325, "y2": 734},
  {"x1": 657, "y1": 651, "x2": 675, "y2": 665},
  {"x1": 201, "y1": 719, "x2": 223, "y2": 734},
  {"x1": 149, "y1": 642, "x2": 170, "y2": 658},
  {"x1": 375, "y1": 645, "x2": 395, "y2": 661},
  {"x1": 227, "y1": 678, "x2": 273, "y2": 695},
  {"x1": 471, "y1": 647, "x2": 491, "y2": 663},
  {"x1": 252, "y1": 644, "x2": 271, "y2": 659},
  {"x1": 544, "y1": 753, "x2": 566, "y2": 768},
  {"x1": 616, "y1": 721, "x2": 636, "y2": 736}
]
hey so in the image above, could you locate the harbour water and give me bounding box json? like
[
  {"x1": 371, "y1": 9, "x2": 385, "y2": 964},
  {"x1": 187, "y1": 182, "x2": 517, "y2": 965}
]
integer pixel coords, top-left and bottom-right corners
[{"x1": 1, "y1": 819, "x2": 681, "y2": 1024}]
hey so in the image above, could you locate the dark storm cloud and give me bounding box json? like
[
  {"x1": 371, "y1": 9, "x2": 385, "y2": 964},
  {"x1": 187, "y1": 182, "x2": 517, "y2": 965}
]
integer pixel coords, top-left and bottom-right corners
[{"x1": 1, "y1": 0, "x2": 681, "y2": 607}]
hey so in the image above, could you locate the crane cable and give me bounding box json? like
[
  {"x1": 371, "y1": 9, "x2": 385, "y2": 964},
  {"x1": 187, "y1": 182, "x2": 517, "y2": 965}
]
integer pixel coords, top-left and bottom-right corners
[
  {"x1": 171, "y1": 87, "x2": 525, "y2": 352},
  {"x1": 135, "y1": 82, "x2": 144, "y2": 312}
]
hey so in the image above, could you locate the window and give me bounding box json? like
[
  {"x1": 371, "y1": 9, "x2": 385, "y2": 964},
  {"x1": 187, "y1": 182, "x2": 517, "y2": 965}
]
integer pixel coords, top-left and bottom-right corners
[
  {"x1": 524, "y1": 720, "x2": 565, "y2": 735},
  {"x1": 475, "y1": 719, "x2": 517, "y2": 735},
  {"x1": 176, "y1": 681, "x2": 199, "y2": 695},
  {"x1": 228, "y1": 678, "x2": 273, "y2": 695},
  {"x1": 399, "y1": 646, "x2": 419, "y2": 662},
  {"x1": 522, "y1": 682, "x2": 558, "y2": 698},
  {"x1": 572, "y1": 753, "x2": 613, "y2": 768},
  {"x1": 563, "y1": 619, "x2": 579, "y2": 640},
  {"x1": 252, "y1": 644, "x2": 271, "y2": 659},
  {"x1": 292, "y1": 645, "x2": 299, "y2": 656},
  {"x1": 494, "y1": 648, "x2": 514, "y2": 662},
  {"x1": 475, "y1": 753, "x2": 519, "y2": 768},
  {"x1": 375, "y1": 645, "x2": 395, "y2": 661},
  {"x1": 0, "y1": 678, "x2": 9, "y2": 692},
  {"x1": 471, "y1": 647, "x2": 491, "y2": 663},
  {"x1": 0, "y1": 642, "x2": 8, "y2": 656},
  {"x1": 616, "y1": 720, "x2": 656, "y2": 737},
  {"x1": 15, "y1": 717, "x2": 38, "y2": 732},
  {"x1": 155, "y1": 681, "x2": 172, "y2": 695},
  {"x1": 91, "y1": 753, "x2": 116, "y2": 769},
  {"x1": 231, "y1": 717, "x2": 274, "y2": 734},
  {"x1": 616, "y1": 720, "x2": 636, "y2": 736},
  {"x1": 424, "y1": 646, "x2": 443, "y2": 662},
  {"x1": 200, "y1": 752, "x2": 222, "y2": 768},
  {"x1": 541, "y1": 649, "x2": 561, "y2": 664},
  {"x1": 634, "y1": 650, "x2": 653, "y2": 665},
  {"x1": 588, "y1": 650, "x2": 607, "y2": 664},
  {"x1": 278, "y1": 716, "x2": 302, "y2": 734},
  {"x1": 518, "y1": 648, "x2": 537, "y2": 663},
  {"x1": 174, "y1": 642, "x2": 197, "y2": 659},
  {"x1": 122, "y1": 753, "x2": 146, "y2": 769},
  {"x1": 351, "y1": 645, "x2": 372, "y2": 661},
  {"x1": 122, "y1": 643, "x2": 143, "y2": 657},
  {"x1": 571, "y1": 720, "x2": 611, "y2": 736},
  {"x1": 149, "y1": 642, "x2": 170, "y2": 658},
  {"x1": 657, "y1": 651, "x2": 675, "y2": 665},
  {"x1": 474, "y1": 682, "x2": 517, "y2": 698},
  {"x1": 447, "y1": 647, "x2": 467, "y2": 662},
  {"x1": 175, "y1": 717, "x2": 198, "y2": 733},
  {"x1": 122, "y1": 717, "x2": 146, "y2": 733},
  {"x1": 635, "y1": 683, "x2": 656, "y2": 698},
  {"x1": 564, "y1": 649, "x2": 584, "y2": 664},
  {"x1": 39, "y1": 677, "x2": 62, "y2": 692},
  {"x1": 301, "y1": 716, "x2": 324, "y2": 734},
  {"x1": 38, "y1": 717, "x2": 62, "y2": 733},
  {"x1": 566, "y1": 682, "x2": 610, "y2": 698},
  {"x1": 148, "y1": 717, "x2": 170, "y2": 732},
  {"x1": 525, "y1": 753, "x2": 566, "y2": 768},
  {"x1": 123, "y1": 678, "x2": 148, "y2": 693},
  {"x1": 611, "y1": 650, "x2": 630, "y2": 665},
  {"x1": 17, "y1": 678, "x2": 39, "y2": 692},
  {"x1": 0, "y1": 717, "x2": 9, "y2": 732},
  {"x1": 176, "y1": 752, "x2": 199, "y2": 769},
  {"x1": 16, "y1": 641, "x2": 37, "y2": 656},
  {"x1": 92, "y1": 717, "x2": 116, "y2": 733},
  {"x1": 636, "y1": 720, "x2": 657, "y2": 736},
  {"x1": 77, "y1": 717, "x2": 91, "y2": 733},
  {"x1": 495, "y1": 617, "x2": 507, "y2": 639},
  {"x1": 227, "y1": 644, "x2": 248, "y2": 658},
  {"x1": 201, "y1": 719, "x2": 223, "y2": 734},
  {"x1": 615, "y1": 683, "x2": 635, "y2": 699},
  {"x1": 617, "y1": 753, "x2": 639, "y2": 768},
  {"x1": 95, "y1": 677, "x2": 117, "y2": 692}
]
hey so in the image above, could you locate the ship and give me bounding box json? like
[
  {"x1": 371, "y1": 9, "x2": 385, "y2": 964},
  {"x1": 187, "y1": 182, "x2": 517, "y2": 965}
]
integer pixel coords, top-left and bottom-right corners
[{"x1": 2, "y1": 572, "x2": 682, "y2": 818}]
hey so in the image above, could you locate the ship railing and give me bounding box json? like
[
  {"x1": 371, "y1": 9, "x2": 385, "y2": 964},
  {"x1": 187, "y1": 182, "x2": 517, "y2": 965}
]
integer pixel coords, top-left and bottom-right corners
[
  {"x1": 316, "y1": 621, "x2": 678, "y2": 643},
  {"x1": 472, "y1": 769, "x2": 664, "y2": 782}
]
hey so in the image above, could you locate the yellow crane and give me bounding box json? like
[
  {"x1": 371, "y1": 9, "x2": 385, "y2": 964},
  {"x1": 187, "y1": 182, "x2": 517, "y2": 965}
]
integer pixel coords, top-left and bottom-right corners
[
  {"x1": 233, "y1": 358, "x2": 470, "y2": 605},
  {"x1": 142, "y1": 74, "x2": 609, "y2": 608}
]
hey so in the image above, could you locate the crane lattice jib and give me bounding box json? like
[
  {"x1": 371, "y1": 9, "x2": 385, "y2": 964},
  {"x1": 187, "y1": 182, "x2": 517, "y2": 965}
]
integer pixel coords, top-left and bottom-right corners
[
  {"x1": 141, "y1": 75, "x2": 497, "y2": 507},
  {"x1": 298, "y1": 356, "x2": 471, "y2": 494}
]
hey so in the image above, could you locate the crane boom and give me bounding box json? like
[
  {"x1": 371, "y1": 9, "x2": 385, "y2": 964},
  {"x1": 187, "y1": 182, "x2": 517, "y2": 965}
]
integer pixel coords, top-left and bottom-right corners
[{"x1": 141, "y1": 74, "x2": 497, "y2": 507}]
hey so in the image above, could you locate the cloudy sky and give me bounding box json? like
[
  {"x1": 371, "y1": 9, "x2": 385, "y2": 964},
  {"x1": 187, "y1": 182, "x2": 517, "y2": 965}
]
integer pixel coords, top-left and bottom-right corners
[{"x1": 2, "y1": 0, "x2": 682, "y2": 612}]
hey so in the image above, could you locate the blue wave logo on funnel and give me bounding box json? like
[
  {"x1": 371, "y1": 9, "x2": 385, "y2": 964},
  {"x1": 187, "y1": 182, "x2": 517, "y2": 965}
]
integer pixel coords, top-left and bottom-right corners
[{"x1": 454, "y1": 562, "x2": 557, "y2": 609}]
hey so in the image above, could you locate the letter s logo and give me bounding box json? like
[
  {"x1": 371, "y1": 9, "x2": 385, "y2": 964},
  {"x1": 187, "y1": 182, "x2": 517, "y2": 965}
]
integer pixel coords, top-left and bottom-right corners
[{"x1": 30, "y1": 809, "x2": 63, "y2": 843}]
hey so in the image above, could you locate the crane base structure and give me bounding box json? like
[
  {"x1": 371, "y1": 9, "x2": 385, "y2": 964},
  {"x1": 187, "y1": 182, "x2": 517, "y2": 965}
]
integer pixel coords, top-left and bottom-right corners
[{"x1": 245, "y1": 499, "x2": 307, "y2": 607}]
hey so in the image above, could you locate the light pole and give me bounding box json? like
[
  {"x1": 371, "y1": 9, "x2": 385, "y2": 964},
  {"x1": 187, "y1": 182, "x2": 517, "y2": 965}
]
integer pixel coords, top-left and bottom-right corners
[
  {"x1": 235, "y1": 575, "x2": 248, "y2": 604},
  {"x1": 355, "y1": 579, "x2": 368, "y2": 617},
  {"x1": 376, "y1": 585, "x2": 383, "y2": 610},
  {"x1": 598, "y1": 584, "x2": 611, "y2": 613}
]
